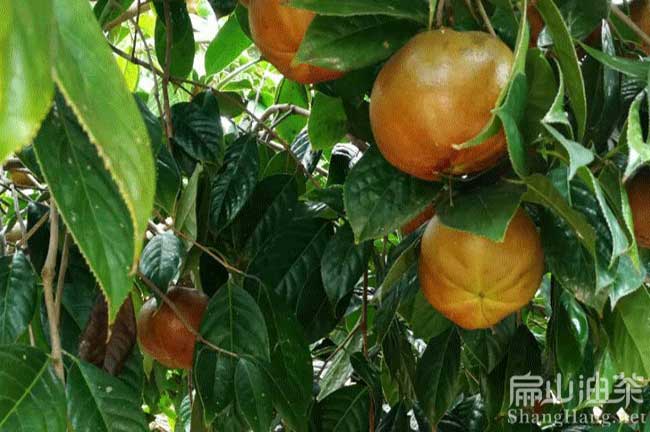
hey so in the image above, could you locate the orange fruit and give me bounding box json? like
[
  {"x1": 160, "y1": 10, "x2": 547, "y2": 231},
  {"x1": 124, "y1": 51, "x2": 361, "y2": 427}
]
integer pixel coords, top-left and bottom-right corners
[
  {"x1": 528, "y1": 0, "x2": 544, "y2": 47},
  {"x1": 627, "y1": 169, "x2": 650, "y2": 248},
  {"x1": 419, "y1": 209, "x2": 544, "y2": 329},
  {"x1": 631, "y1": 0, "x2": 650, "y2": 53},
  {"x1": 402, "y1": 205, "x2": 435, "y2": 236},
  {"x1": 244, "y1": 0, "x2": 344, "y2": 84},
  {"x1": 137, "y1": 287, "x2": 208, "y2": 369},
  {"x1": 369, "y1": 29, "x2": 513, "y2": 181}
]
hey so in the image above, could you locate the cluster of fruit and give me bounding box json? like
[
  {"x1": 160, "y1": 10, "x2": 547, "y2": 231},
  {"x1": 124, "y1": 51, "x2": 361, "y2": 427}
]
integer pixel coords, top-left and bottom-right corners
[{"x1": 137, "y1": 0, "x2": 650, "y2": 369}]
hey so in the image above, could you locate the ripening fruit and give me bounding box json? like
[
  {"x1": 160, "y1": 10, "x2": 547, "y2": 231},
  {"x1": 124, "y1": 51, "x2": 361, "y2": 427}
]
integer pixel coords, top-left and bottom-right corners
[
  {"x1": 402, "y1": 205, "x2": 435, "y2": 236},
  {"x1": 244, "y1": 0, "x2": 344, "y2": 84},
  {"x1": 528, "y1": 0, "x2": 544, "y2": 46},
  {"x1": 631, "y1": 0, "x2": 650, "y2": 53},
  {"x1": 137, "y1": 287, "x2": 208, "y2": 370},
  {"x1": 419, "y1": 210, "x2": 544, "y2": 329},
  {"x1": 370, "y1": 29, "x2": 514, "y2": 181},
  {"x1": 627, "y1": 169, "x2": 650, "y2": 248}
]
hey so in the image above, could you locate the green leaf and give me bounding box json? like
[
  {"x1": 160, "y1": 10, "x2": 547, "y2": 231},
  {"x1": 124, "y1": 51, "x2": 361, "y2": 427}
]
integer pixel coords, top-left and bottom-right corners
[
  {"x1": 155, "y1": 145, "x2": 182, "y2": 214},
  {"x1": 436, "y1": 182, "x2": 526, "y2": 242},
  {"x1": 138, "y1": 232, "x2": 185, "y2": 291},
  {"x1": 536, "y1": 0, "x2": 587, "y2": 139},
  {"x1": 0, "y1": 252, "x2": 37, "y2": 344},
  {"x1": 245, "y1": 219, "x2": 336, "y2": 341},
  {"x1": 94, "y1": 0, "x2": 134, "y2": 27},
  {"x1": 308, "y1": 93, "x2": 348, "y2": 151},
  {"x1": 153, "y1": 0, "x2": 195, "y2": 78},
  {"x1": 579, "y1": 42, "x2": 650, "y2": 79},
  {"x1": 496, "y1": 74, "x2": 530, "y2": 178},
  {"x1": 318, "y1": 331, "x2": 362, "y2": 401},
  {"x1": 523, "y1": 49, "x2": 557, "y2": 144},
  {"x1": 0, "y1": 0, "x2": 55, "y2": 162},
  {"x1": 544, "y1": 124, "x2": 594, "y2": 180},
  {"x1": 67, "y1": 360, "x2": 148, "y2": 432},
  {"x1": 175, "y1": 164, "x2": 202, "y2": 242},
  {"x1": 34, "y1": 100, "x2": 134, "y2": 319},
  {"x1": 523, "y1": 173, "x2": 596, "y2": 255},
  {"x1": 500, "y1": 326, "x2": 542, "y2": 413},
  {"x1": 461, "y1": 316, "x2": 517, "y2": 374},
  {"x1": 624, "y1": 91, "x2": 650, "y2": 180},
  {"x1": 415, "y1": 328, "x2": 461, "y2": 425},
  {"x1": 275, "y1": 80, "x2": 309, "y2": 143},
  {"x1": 316, "y1": 384, "x2": 370, "y2": 432},
  {"x1": 172, "y1": 92, "x2": 225, "y2": 164},
  {"x1": 209, "y1": 135, "x2": 259, "y2": 232},
  {"x1": 194, "y1": 282, "x2": 270, "y2": 422},
  {"x1": 605, "y1": 288, "x2": 650, "y2": 377},
  {"x1": 0, "y1": 345, "x2": 66, "y2": 431},
  {"x1": 321, "y1": 224, "x2": 370, "y2": 312},
  {"x1": 247, "y1": 286, "x2": 312, "y2": 432},
  {"x1": 553, "y1": 291, "x2": 589, "y2": 376},
  {"x1": 53, "y1": 0, "x2": 155, "y2": 272},
  {"x1": 344, "y1": 146, "x2": 441, "y2": 242},
  {"x1": 542, "y1": 59, "x2": 572, "y2": 128},
  {"x1": 288, "y1": 0, "x2": 429, "y2": 23},
  {"x1": 295, "y1": 15, "x2": 420, "y2": 72},
  {"x1": 235, "y1": 359, "x2": 274, "y2": 432},
  {"x1": 205, "y1": 13, "x2": 252, "y2": 76}
]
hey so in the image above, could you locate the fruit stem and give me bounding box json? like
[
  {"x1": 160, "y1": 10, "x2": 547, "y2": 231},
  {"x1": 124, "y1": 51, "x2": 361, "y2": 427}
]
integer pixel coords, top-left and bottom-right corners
[{"x1": 475, "y1": 0, "x2": 496, "y2": 37}]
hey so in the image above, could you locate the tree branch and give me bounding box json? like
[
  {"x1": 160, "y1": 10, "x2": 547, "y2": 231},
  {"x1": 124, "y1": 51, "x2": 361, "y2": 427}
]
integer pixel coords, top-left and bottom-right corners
[
  {"x1": 54, "y1": 233, "x2": 70, "y2": 326},
  {"x1": 162, "y1": 0, "x2": 174, "y2": 140},
  {"x1": 42, "y1": 202, "x2": 65, "y2": 382},
  {"x1": 104, "y1": 0, "x2": 152, "y2": 31}
]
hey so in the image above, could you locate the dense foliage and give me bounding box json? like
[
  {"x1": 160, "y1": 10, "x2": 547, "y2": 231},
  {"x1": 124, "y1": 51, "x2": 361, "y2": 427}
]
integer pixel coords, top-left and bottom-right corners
[{"x1": 2, "y1": 0, "x2": 650, "y2": 431}]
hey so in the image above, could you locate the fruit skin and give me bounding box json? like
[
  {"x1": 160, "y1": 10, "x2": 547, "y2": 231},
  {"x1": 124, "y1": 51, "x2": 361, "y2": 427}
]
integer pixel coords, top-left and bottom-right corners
[
  {"x1": 419, "y1": 209, "x2": 544, "y2": 330},
  {"x1": 631, "y1": 0, "x2": 650, "y2": 53},
  {"x1": 627, "y1": 169, "x2": 650, "y2": 248},
  {"x1": 369, "y1": 29, "x2": 514, "y2": 181},
  {"x1": 402, "y1": 205, "x2": 435, "y2": 236},
  {"x1": 528, "y1": 0, "x2": 544, "y2": 47},
  {"x1": 137, "y1": 287, "x2": 208, "y2": 370},
  {"x1": 245, "y1": 0, "x2": 344, "y2": 84}
]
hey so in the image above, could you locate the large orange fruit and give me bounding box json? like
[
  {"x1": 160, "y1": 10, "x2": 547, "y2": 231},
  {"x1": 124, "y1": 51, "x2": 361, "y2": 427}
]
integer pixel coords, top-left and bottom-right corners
[
  {"x1": 244, "y1": 0, "x2": 344, "y2": 84},
  {"x1": 419, "y1": 210, "x2": 544, "y2": 329},
  {"x1": 627, "y1": 169, "x2": 650, "y2": 248},
  {"x1": 137, "y1": 287, "x2": 208, "y2": 369},
  {"x1": 369, "y1": 29, "x2": 513, "y2": 181}
]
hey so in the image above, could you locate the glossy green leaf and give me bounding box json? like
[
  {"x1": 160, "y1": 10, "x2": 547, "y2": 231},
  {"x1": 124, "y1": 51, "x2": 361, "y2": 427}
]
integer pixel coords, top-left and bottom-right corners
[
  {"x1": 624, "y1": 91, "x2": 650, "y2": 180},
  {"x1": 295, "y1": 15, "x2": 420, "y2": 72},
  {"x1": 288, "y1": 0, "x2": 429, "y2": 23},
  {"x1": 53, "y1": 0, "x2": 155, "y2": 272},
  {"x1": 321, "y1": 224, "x2": 370, "y2": 311},
  {"x1": 235, "y1": 359, "x2": 273, "y2": 432},
  {"x1": 0, "y1": 0, "x2": 54, "y2": 162},
  {"x1": 544, "y1": 124, "x2": 594, "y2": 180},
  {"x1": 153, "y1": 0, "x2": 195, "y2": 78},
  {"x1": 318, "y1": 331, "x2": 362, "y2": 401},
  {"x1": 496, "y1": 74, "x2": 530, "y2": 178},
  {"x1": 209, "y1": 135, "x2": 259, "y2": 232},
  {"x1": 554, "y1": 291, "x2": 589, "y2": 376},
  {"x1": 500, "y1": 326, "x2": 542, "y2": 413},
  {"x1": 436, "y1": 182, "x2": 526, "y2": 242},
  {"x1": 523, "y1": 49, "x2": 557, "y2": 143},
  {"x1": 194, "y1": 282, "x2": 270, "y2": 422},
  {"x1": 461, "y1": 317, "x2": 517, "y2": 374},
  {"x1": 0, "y1": 252, "x2": 37, "y2": 344},
  {"x1": 155, "y1": 145, "x2": 181, "y2": 214},
  {"x1": 308, "y1": 93, "x2": 348, "y2": 150},
  {"x1": 536, "y1": 0, "x2": 587, "y2": 139},
  {"x1": 275, "y1": 80, "x2": 309, "y2": 144},
  {"x1": 523, "y1": 173, "x2": 596, "y2": 255},
  {"x1": 605, "y1": 288, "x2": 650, "y2": 377},
  {"x1": 0, "y1": 345, "x2": 66, "y2": 432},
  {"x1": 245, "y1": 218, "x2": 336, "y2": 341},
  {"x1": 579, "y1": 43, "x2": 650, "y2": 79},
  {"x1": 205, "y1": 13, "x2": 252, "y2": 76},
  {"x1": 316, "y1": 384, "x2": 370, "y2": 432},
  {"x1": 344, "y1": 146, "x2": 441, "y2": 242},
  {"x1": 67, "y1": 360, "x2": 148, "y2": 432},
  {"x1": 415, "y1": 327, "x2": 461, "y2": 425},
  {"x1": 247, "y1": 285, "x2": 312, "y2": 432},
  {"x1": 175, "y1": 164, "x2": 202, "y2": 242},
  {"x1": 172, "y1": 92, "x2": 224, "y2": 164},
  {"x1": 138, "y1": 232, "x2": 185, "y2": 291},
  {"x1": 34, "y1": 101, "x2": 134, "y2": 319}
]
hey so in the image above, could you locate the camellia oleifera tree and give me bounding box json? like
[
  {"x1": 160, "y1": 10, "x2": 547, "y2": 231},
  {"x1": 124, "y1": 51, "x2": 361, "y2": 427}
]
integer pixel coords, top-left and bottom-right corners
[{"x1": 3, "y1": 0, "x2": 650, "y2": 431}]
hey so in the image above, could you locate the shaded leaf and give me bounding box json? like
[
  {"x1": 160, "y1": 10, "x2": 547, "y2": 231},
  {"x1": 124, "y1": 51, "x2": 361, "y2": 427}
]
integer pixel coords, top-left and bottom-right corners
[
  {"x1": 139, "y1": 232, "x2": 186, "y2": 291},
  {"x1": 0, "y1": 252, "x2": 37, "y2": 344},
  {"x1": 172, "y1": 92, "x2": 224, "y2": 164}
]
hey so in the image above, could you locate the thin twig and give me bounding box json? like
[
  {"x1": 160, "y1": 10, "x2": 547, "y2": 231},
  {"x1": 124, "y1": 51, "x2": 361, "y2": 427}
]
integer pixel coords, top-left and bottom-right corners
[
  {"x1": 54, "y1": 233, "x2": 70, "y2": 326},
  {"x1": 16, "y1": 211, "x2": 49, "y2": 249},
  {"x1": 137, "y1": 271, "x2": 239, "y2": 358},
  {"x1": 317, "y1": 322, "x2": 361, "y2": 379},
  {"x1": 253, "y1": 104, "x2": 310, "y2": 133},
  {"x1": 476, "y1": 0, "x2": 496, "y2": 37},
  {"x1": 612, "y1": 5, "x2": 650, "y2": 48},
  {"x1": 162, "y1": 0, "x2": 174, "y2": 139},
  {"x1": 104, "y1": 0, "x2": 152, "y2": 31},
  {"x1": 42, "y1": 203, "x2": 65, "y2": 382},
  {"x1": 216, "y1": 58, "x2": 263, "y2": 90},
  {"x1": 362, "y1": 270, "x2": 369, "y2": 358},
  {"x1": 436, "y1": 0, "x2": 447, "y2": 28}
]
